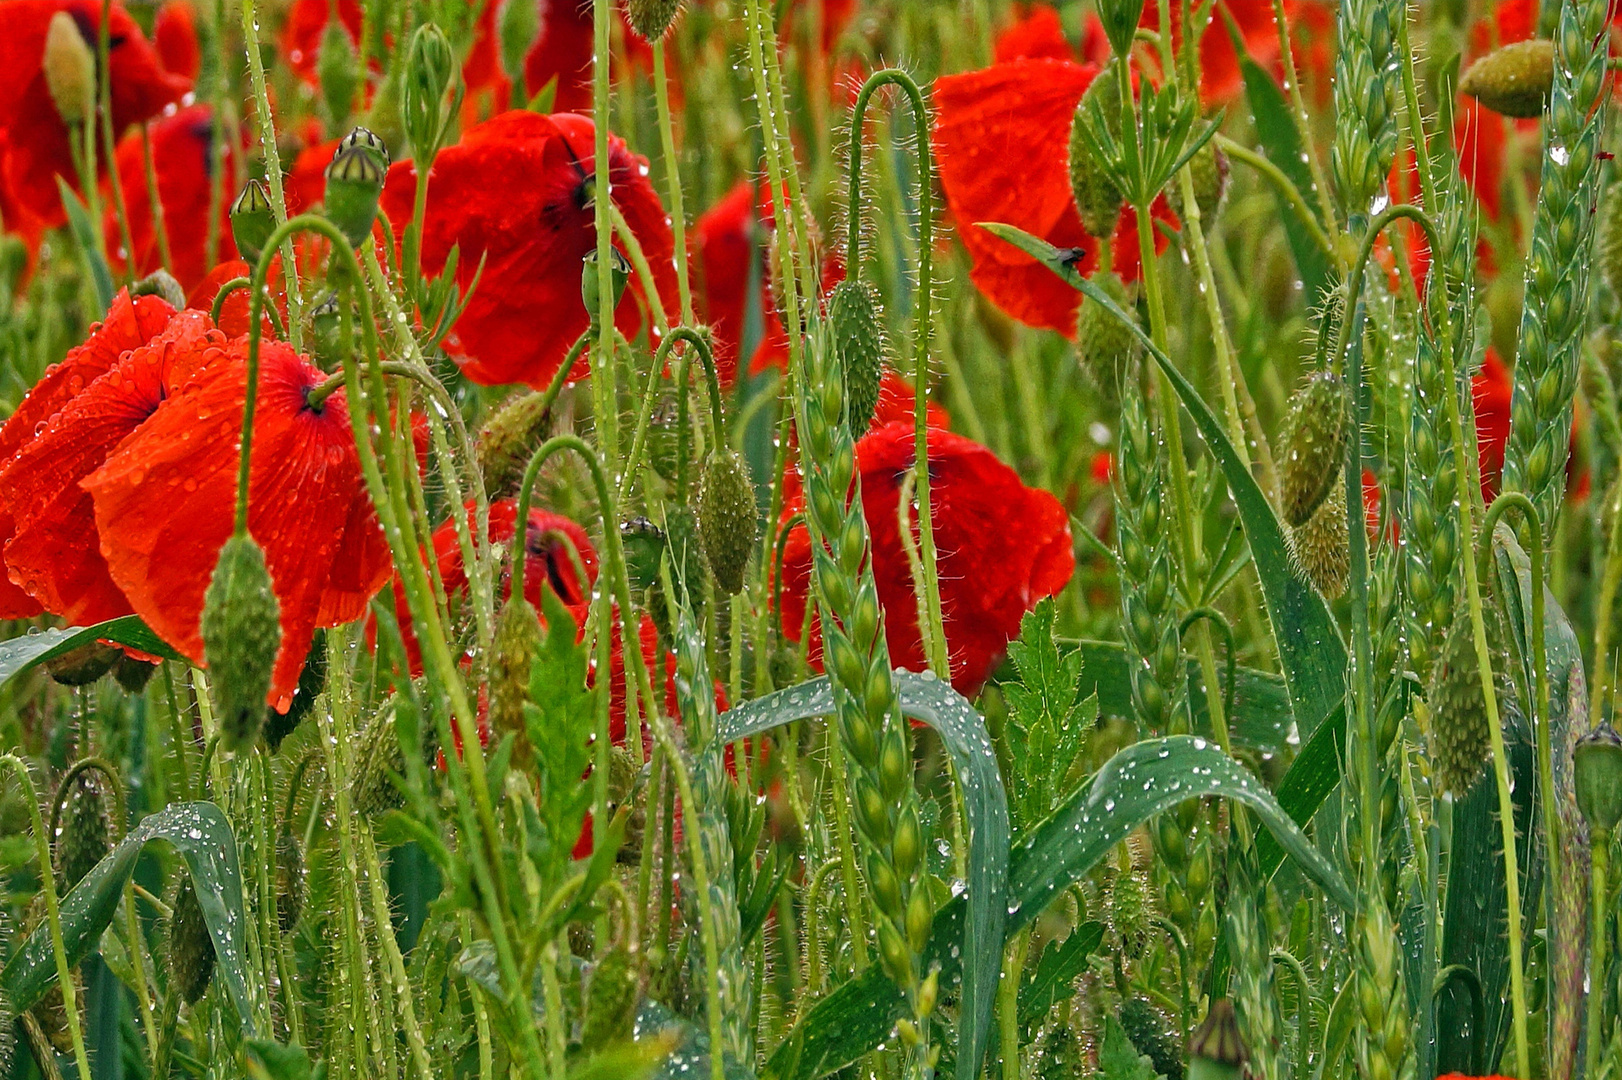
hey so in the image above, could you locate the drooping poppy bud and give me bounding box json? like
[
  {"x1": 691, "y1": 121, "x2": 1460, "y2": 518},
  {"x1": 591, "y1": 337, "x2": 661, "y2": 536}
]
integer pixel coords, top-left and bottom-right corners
[
  {"x1": 1068, "y1": 67, "x2": 1125, "y2": 239},
  {"x1": 402, "y1": 21, "x2": 456, "y2": 157},
  {"x1": 1426, "y1": 594, "x2": 1516, "y2": 798},
  {"x1": 1575, "y1": 722, "x2": 1622, "y2": 833},
  {"x1": 581, "y1": 247, "x2": 631, "y2": 326},
  {"x1": 201, "y1": 534, "x2": 282, "y2": 754},
  {"x1": 829, "y1": 279, "x2": 887, "y2": 440},
  {"x1": 132, "y1": 269, "x2": 187, "y2": 311},
  {"x1": 1168, "y1": 139, "x2": 1230, "y2": 224},
  {"x1": 113, "y1": 654, "x2": 159, "y2": 694},
  {"x1": 1286, "y1": 479, "x2": 1349, "y2": 599},
  {"x1": 169, "y1": 877, "x2": 216, "y2": 1004},
  {"x1": 263, "y1": 631, "x2": 328, "y2": 754},
  {"x1": 45, "y1": 643, "x2": 121, "y2": 686},
  {"x1": 1278, "y1": 370, "x2": 1349, "y2": 528},
  {"x1": 644, "y1": 391, "x2": 686, "y2": 485},
  {"x1": 1460, "y1": 39, "x2": 1554, "y2": 119},
  {"x1": 581, "y1": 943, "x2": 639, "y2": 1049},
  {"x1": 627, "y1": 0, "x2": 683, "y2": 39},
  {"x1": 489, "y1": 594, "x2": 541, "y2": 758},
  {"x1": 1187, "y1": 1000, "x2": 1246, "y2": 1080},
  {"x1": 1074, "y1": 272, "x2": 1140, "y2": 405},
  {"x1": 324, "y1": 144, "x2": 386, "y2": 249},
  {"x1": 318, "y1": 16, "x2": 358, "y2": 129},
  {"x1": 231, "y1": 180, "x2": 276, "y2": 266},
  {"x1": 275, "y1": 828, "x2": 304, "y2": 933},
  {"x1": 698, "y1": 449, "x2": 758, "y2": 596},
  {"x1": 352, "y1": 698, "x2": 415, "y2": 817},
  {"x1": 43, "y1": 11, "x2": 94, "y2": 127},
  {"x1": 56, "y1": 769, "x2": 110, "y2": 890},
  {"x1": 476, "y1": 390, "x2": 554, "y2": 498}
]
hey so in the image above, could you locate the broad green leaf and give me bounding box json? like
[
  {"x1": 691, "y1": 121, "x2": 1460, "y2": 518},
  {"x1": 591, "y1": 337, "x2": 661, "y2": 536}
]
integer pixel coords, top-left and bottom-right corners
[
  {"x1": 1, "y1": 801, "x2": 258, "y2": 1033},
  {"x1": 56, "y1": 177, "x2": 115, "y2": 313},
  {"x1": 721, "y1": 671, "x2": 1009, "y2": 1080},
  {"x1": 0, "y1": 616, "x2": 183, "y2": 689},
  {"x1": 762, "y1": 736, "x2": 1351, "y2": 1080}
]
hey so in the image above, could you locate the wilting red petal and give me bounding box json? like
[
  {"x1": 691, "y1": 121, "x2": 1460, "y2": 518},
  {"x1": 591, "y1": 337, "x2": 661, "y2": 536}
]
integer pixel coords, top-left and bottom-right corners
[
  {"x1": 778, "y1": 423, "x2": 1074, "y2": 694},
  {"x1": 0, "y1": 1, "x2": 187, "y2": 228},
  {"x1": 154, "y1": 1, "x2": 200, "y2": 80},
  {"x1": 87, "y1": 339, "x2": 389, "y2": 707},
  {"x1": 1474, "y1": 348, "x2": 1513, "y2": 501},
  {"x1": 380, "y1": 110, "x2": 677, "y2": 389},
  {"x1": 106, "y1": 104, "x2": 239, "y2": 292},
  {"x1": 934, "y1": 59, "x2": 1102, "y2": 336},
  {"x1": 0, "y1": 289, "x2": 176, "y2": 618},
  {"x1": 994, "y1": 4, "x2": 1074, "y2": 62},
  {"x1": 692, "y1": 181, "x2": 791, "y2": 387},
  {"x1": 1, "y1": 311, "x2": 224, "y2": 625}
]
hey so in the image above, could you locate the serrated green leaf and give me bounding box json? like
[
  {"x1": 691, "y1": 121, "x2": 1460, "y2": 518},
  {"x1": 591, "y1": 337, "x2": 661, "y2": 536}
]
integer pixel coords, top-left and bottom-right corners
[
  {"x1": 1099, "y1": 1016, "x2": 1165, "y2": 1080},
  {"x1": 1, "y1": 801, "x2": 257, "y2": 1033},
  {"x1": 1017, "y1": 920, "x2": 1105, "y2": 1028},
  {"x1": 0, "y1": 616, "x2": 184, "y2": 689},
  {"x1": 1004, "y1": 600, "x2": 1095, "y2": 829}
]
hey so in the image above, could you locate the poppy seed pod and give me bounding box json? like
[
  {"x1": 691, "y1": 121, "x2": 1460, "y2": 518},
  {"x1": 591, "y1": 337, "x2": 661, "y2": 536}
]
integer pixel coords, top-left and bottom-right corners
[
  {"x1": 318, "y1": 18, "x2": 358, "y2": 129},
  {"x1": 351, "y1": 699, "x2": 413, "y2": 817},
  {"x1": 627, "y1": 0, "x2": 683, "y2": 40},
  {"x1": 1068, "y1": 69, "x2": 1125, "y2": 239},
  {"x1": 1279, "y1": 370, "x2": 1350, "y2": 527},
  {"x1": 1575, "y1": 722, "x2": 1622, "y2": 832},
  {"x1": 231, "y1": 180, "x2": 275, "y2": 266},
  {"x1": 275, "y1": 829, "x2": 304, "y2": 933},
  {"x1": 324, "y1": 144, "x2": 386, "y2": 248},
  {"x1": 1286, "y1": 480, "x2": 1349, "y2": 599},
  {"x1": 1074, "y1": 272, "x2": 1140, "y2": 405},
  {"x1": 263, "y1": 631, "x2": 328, "y2": 754},
  {"x1": 402, "y1": 22, "x2": 456, "y2": 157},
  {"x1": 43, "y1": 11, "x2": 94, "y2": 126},
  {"x1": 829, "y1": 279, "x2": 887, "y2": 439},
  {"x1": 476, "y1": 390, "x2": 554, "y2": 498},
  {"x1": 201, "y1": 534, "x2": 282, "y2": 754},
  {"x1": 1460, "y1": 39, "x2": 1554, "y2": 119},
  {"x1": 339, "y1": 127, "x2": 391, "y2": 170},
  {"x1": 698, "y1": 449, "x2": 758, "y2": 595},
  {"x1": 169, "y1": 878, "x2": 216, "y2": 1005},
  {"x1": 308, "y1": 292, "x2": 344, "y2": 367},
  {"x1": 489, "y1": 595, "x2": 541, "y2": 753},
  {"x1": 56, "y1": 770, "x2": 110, "y2": 890},
  {"x1": 581, "y1": 247, "x2": 631, "y2": 324},
  {"x1": 1188, "y1": 1000, "x2": 1247, "y2": 1080}
]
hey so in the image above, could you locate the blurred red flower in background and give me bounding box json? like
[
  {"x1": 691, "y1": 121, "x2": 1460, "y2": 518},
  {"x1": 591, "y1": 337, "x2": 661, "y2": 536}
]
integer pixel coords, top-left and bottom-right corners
[
  {"x1": 777, "y1": 422, "x2": 1074, "y2": 694},
  {"x1": 153, "y1": 0, "x2": 200, "y2": 82},
  {"x1": 380, "y1": 110, "x2": 677, "y2": 389},
  {"x1": 86, "y1": 338, "x2": 391, "y2": 709},
  {"x1": 692, "y1": 180, "x2": 790, "y2": 387},
  {"x1": 1474, "y1": 348, "x2": 1513, "y2": 501},
  {"x1": 0, "y1": 0, "x2": 187, "y2": 233}
]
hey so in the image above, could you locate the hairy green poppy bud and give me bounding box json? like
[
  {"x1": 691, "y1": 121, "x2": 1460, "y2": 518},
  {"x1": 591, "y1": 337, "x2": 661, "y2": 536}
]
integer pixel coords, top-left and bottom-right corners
[
  {"x1": 627, "y1": 0, "x2": 683, "y2": 39},
  {"x1": 45, "y1": 642, "x2": 120, "y2": 686},
  {"x1": 1426, "y1": 597, "x2": 1515, "y2": 798},
  {"x1": 1120, "y1": 998, "x2": 1186, "y2": 1080},
  {"x1": 645, "y1": 390, "x2": 686, "y2": 484},
  {"x1": 697, "y1": 449, "x2": 758, "y2": 596},
  {"x1": 1069, "y1": 67, "x2": 1125, "y2": 239},
  {"x1": 1188, "y1": 1000, "x2": 1246, "y2": 1080},
  {"x1": 202, "y1": 534, "x2": 282, "y2": 754},
  {"x1": 132, "y1": 269, "x2": 186, "y2": 311},
  {"x1": 828, "y1": 279, "x2": 887, "y2": 439},
  {"x1": 581, "y1": 944, "x2": 639, "y2": 1050},
  {"x1": 1459, "y1": 39, "x2": 1554, "y2": 119},
  {"x1": 1097, "y1": 0, "x2": 1146, "y2": 57},
  {"x1": 231, "y1": 180, "x2": 276, "y2": 266},
  {"x1": 1575, "y1": 722, "x2": 1622, "y2": 832},
  {"x1": 324, "y1": 144, "x2": 385, "y2": 249},
  {"x1": 1279, "y1": 370, "x2": 1349, "y2": 527},
  {"x1": 1168, "y1": 139, "x2": 1230, "y2": 223},
  {"x1": 169, "y1": 878, "x2": 216, "y2": 1004},
  {"x1": 318, "y1": 18, "x2": 358, "y2": 129},
  {"x1": 264, "y1": 630, "x2": 327, "y2": 754},
  {"x1": 1074, "y1": 271, "x2": 1140, "y2": 404},
  {"x1": 402, "y1": 22, "x2": 456, "y2": 156},
  {"x1": 275, "y1": 829, "x2": 304, "y2": 933},
  {"x1": 1110, "y1": 867, "x2": 1151, "y2": 958},
  {"x1": 113, "y1": 654, "x2": 159, "y2": 694},
  {"x1": 352, "y1": 700, "x2": 410, "y2": 817},
  {"x1": 581, "y1": 247, "x2": 631, "y2": 324},
  {"x1": 43, "y1": 11, "x2": 93, "y2": 126},
  {"x1": 1286, "y1": 480, "x2": 1349, "y2": 599},
  {"x1": 477, "y1": 390, "x2": 553, "y2": 498},
  {"x1": 490, "y1": 596, "x2": 540, "y2": 757},
  {"x1": 56, "y1": 769, "x2": 110, "y2": 890},
  {"x1": 0, "y1": 969, "x2": 12, "y2": 1075}
]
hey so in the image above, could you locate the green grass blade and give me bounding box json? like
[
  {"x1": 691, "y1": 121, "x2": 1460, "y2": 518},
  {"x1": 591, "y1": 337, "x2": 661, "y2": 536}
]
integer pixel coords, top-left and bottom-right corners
[
  {"x1": 55, "y1": 176, "x2": 115, "y2": 313},
  {"x1": 1, "y1": 801, "x2": 258, "y2": 1034},
  {"x1": 0, "y1": 615, "x2": 183, "y2": 689}
]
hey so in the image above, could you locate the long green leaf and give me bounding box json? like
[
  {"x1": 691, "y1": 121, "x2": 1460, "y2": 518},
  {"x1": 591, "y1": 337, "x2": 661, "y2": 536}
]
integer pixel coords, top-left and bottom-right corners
[
  {"x1": 1, "y1": 801, "x2": 258, "y2": 1034},
  {"x1": 0, "y1": 616, "x2": 183, "y2": 689},
  {"x1": 762, "y1": 736, "x2": 1351, "y2": 1080},
  {"x1": 720, "y1": 671, "x2": 1009, "y2": 1080},
  {"x1": 55, "y1": 176, "x2": 115, "y2": 313}
]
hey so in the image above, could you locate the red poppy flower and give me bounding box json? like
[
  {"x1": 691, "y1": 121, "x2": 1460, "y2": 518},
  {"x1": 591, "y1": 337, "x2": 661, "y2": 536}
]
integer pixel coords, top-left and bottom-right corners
[
  {"x1": 0, "y1": 308, "x2": 225, "y2": 626},
  {"x1": 0, "y1": 0, "x2": 187, "y2": 230},
  {"x1": 871, "y1": 370, "x2": 951, "y2": 430},
  {"x1": 104, "y1": 104, "x2": 239, "y2": 292},
  {"x1": 777, "y1": 422, "x2": 1074, "y2": 695},
  {"x1": 995, "y1": 4, "x2": 1077, "y2": 63},
  {"x1": 279, "y1": 0, "x2": 365, "y2": 85},
  {"x1": 153, "y1": 1, "x2": 200, "y2": 81},
  {"x1": 0, "y1": 289, "x2": 178, "y2": 618},
  {"x1": 692, "y1": 180, "x2": 790, "y2": 387},
  {"x1": 379, "y1": 110, "x2": 677, "y2": 389},
  {"x1": 1474, "y1": 348, "x2": 1512, "y2": 501},
  {"x1": 285, "y1": 136, "x2": 339, "y2": 218},
  {"x1": 1152, "y1": 0, "x2": 1287, "y2": 104},
  {"x1": 933, "y1": 58, "x2": 1171, "y2": 337},
  {"x1": 85, "y1": 338, "x2": 391, "y2": 709},
  {"x1": 461, "y1": 0, "x2": 654, "y2": 119}
]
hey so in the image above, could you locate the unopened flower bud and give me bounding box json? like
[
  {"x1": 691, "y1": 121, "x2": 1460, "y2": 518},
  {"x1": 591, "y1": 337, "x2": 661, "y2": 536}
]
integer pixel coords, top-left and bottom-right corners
[
  {"x1": 231, "y1": 180, "x2": 275, "y2": 266},
  {"x1": 169, "y1": 878, "x2": 216, "y2": 1004},
  {"x1": 489, "y1": 595, "x2": 541, "y2": 760},
  {"x1": 43, "y1": 12, "x2": 94, "y2": 126},
  {"x1": 1074, "y1": 271, "x2": 1140, "y2": 405},
  {"x1": 402, "y1": 22, "x2": 456, "y2": 156},
  {"x1": 1069, "y1": 67, "x2": 1125, "y2": 239},
  {"x1": 1286, "y1": 480, "x2": 1349, "y2": 599},
  {"x1": 697, "y1": 449, "x2": 758, "y2": 595},
  {"x1": 1460, "y1": 39, "x2": 1554, "y2": 119},
  {"x1": 1426, "y1": 593, "x2": 1516, "y2": 798},
  {"x1": 1169, "y1": 138, "x2": 1230, "y2": 223},
  {"x1": 201, "y1": 534, "x2": 282, "y2": 753},
  {"x1": 499, "y1": 0, "x2": 539, "y2": 83},
  {"x1": 828, "y1": 280, "x2": 887, "y2": 439},
  {"x1": 56, "y1": 769, "x2": 110, "y2": 890},
  {"x1": 627, "y1": 0, "x2": 684, "y2": 39},
  {"x1": 1279, "y1": 370, "x2": 1349, "y2": 528},
  {"x1": 318, "y1": 18, "x2": 358, "y2": 129},
  {"x1": 275, "y1": 829, "x2": 304, "y2": 933},
  {"x1": 476, "y1": 390, "x2": 554, "y2": 498},
  {"x1": 132, "y1": 269, "x2": 186, "y2": 311},
  {"x1": 581, "y1": 944, "x2": 640, "y2": 1050},
  {"x1": 1575, "y1": 722, "x2": 1622, "y2": 832}
]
